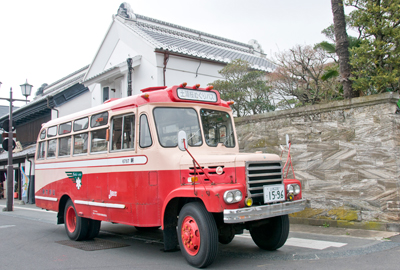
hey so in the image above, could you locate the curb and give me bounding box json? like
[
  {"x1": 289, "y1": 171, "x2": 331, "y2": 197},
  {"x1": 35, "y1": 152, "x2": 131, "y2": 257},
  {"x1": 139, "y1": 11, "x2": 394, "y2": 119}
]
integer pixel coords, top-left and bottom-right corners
[{"x1": 290, "y1": 217, "x2": 400, "y2": 233}]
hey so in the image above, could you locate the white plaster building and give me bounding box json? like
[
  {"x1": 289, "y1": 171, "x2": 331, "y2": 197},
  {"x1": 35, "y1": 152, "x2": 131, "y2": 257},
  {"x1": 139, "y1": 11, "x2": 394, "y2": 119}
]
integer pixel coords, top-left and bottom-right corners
[{"x1": 80, "y1": 2, "x2": 275, "y2": 109}]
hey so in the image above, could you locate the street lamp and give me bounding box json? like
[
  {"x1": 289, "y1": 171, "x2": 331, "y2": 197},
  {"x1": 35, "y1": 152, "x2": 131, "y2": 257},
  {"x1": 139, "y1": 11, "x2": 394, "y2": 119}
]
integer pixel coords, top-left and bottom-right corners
[
  {"x1": 0, "y1": 82, "x2": 33, "y2": 212},
  {"x1": 20, "y1": 79, "x2": 33, "y2": 103}
]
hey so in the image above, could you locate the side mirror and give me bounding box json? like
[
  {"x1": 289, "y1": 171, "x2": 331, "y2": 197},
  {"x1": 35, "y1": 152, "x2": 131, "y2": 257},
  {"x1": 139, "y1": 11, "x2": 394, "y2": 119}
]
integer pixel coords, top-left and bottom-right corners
[
  {"x1": 286, "y1": 134, "x2": 290, "y2": 147},
  {"x1": 178, "y1": 130, "x2": 187, "y2": 151}
]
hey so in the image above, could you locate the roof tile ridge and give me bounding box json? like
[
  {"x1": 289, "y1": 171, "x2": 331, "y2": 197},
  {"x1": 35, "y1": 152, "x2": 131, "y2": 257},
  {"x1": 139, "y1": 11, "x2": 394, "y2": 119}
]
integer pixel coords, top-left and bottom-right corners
[
  {"x1": 124, "y1": 22, "x2": 162, "y2": 48},
  {"x1": 136, "y1": 21, "x2": 252, "y2": 54},
  {"x1": 135, "y1": 14, "x2": 253, "y2": 49},
  {"x1": 44, "y1": 74, "x2": 85, "y2": 95},
  {"x1": 43, "y1": 65, "x2": 89, "y2": 91}
]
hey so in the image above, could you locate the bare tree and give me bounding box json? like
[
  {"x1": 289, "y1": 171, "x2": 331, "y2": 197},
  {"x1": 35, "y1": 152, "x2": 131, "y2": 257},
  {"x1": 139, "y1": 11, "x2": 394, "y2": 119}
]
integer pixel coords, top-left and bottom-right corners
[
  {"x1": 269, "y1": 45, "x2": 334, "y2": 107},
  {"x1": 331, "y1": 0, "x2": 353, "y2": 98}
]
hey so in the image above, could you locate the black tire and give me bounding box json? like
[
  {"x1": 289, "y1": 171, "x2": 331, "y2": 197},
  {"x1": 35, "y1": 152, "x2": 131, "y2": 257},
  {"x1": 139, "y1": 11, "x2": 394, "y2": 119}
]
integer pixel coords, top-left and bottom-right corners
[
  {"x1": 249, "y1": 215, "x2": 289, "y2": 250},
  {"x1": 178, "y1": 202, "x2": 218, "y2": 268},
  {"x1": 218, "y1": 225, "x2": 235, "y2": 244},
  {"x1": 85, "y1": 219, "x2": 101, "y2": 240},
  {"x1": 135, "y1": 226, "x2": 160, "y2": 232},
  {"x1": 64, "y1": 199, "x2": 89, "y2": 241}
]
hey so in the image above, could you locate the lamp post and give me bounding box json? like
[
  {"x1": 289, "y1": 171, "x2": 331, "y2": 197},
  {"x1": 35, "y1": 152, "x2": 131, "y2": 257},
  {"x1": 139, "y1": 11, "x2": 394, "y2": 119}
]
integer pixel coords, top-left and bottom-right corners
[
  {"x1": 20, "y1": 80, "x2": 33, "y2": 103},
  {"x1": 1, "y1": 81, "x2": 33, "y2": 211}
]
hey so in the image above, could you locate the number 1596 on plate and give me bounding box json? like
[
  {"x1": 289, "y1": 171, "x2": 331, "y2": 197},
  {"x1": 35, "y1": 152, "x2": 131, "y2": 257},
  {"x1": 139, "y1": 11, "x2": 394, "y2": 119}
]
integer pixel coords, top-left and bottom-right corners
[{"x1": 263, "y1": 184, "x2": 285, "y2": 203}]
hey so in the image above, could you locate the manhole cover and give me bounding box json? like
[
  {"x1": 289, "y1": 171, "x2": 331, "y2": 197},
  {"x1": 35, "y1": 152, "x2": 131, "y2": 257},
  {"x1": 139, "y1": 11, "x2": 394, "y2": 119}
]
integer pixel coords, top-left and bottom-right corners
[{"x1": 56, "y1": 238, "x2": 129, "y2": 251}]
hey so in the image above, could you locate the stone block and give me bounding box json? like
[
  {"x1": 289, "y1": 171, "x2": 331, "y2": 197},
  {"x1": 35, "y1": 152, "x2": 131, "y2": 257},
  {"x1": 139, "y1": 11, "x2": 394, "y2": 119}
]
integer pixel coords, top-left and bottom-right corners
[
  {"x1": 307, "y1": 142, "x2": 339, "y2": 152},
  {"x1": 322, "y1": 148, "x2": 357, "y2": 161}
]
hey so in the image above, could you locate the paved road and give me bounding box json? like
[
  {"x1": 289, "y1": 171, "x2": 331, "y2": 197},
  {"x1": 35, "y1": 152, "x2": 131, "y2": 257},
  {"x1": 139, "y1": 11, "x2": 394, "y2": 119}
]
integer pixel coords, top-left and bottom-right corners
[{"x1": 1, "y1": 201, "x2": 400, "y2": 269}]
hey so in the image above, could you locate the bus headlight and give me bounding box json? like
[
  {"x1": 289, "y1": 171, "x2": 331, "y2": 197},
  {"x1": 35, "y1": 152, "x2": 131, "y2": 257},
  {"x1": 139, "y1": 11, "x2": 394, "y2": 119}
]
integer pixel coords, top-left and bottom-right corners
[
  {"x1": 223, "y1": 190, "x2": 242, "y2": 204},
  {"x1": 287, "y1": 184, "x2": 300, "y2": 195}
]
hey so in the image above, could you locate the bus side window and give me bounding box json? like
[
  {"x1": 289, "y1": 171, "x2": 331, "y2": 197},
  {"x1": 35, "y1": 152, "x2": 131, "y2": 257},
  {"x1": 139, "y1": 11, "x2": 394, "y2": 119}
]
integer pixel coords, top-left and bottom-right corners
[
  {"x1": 40, "y1": 129, "x2": 46, "y2": 140},
  {"x1": 123, "y1": 115, "x2": 134, "y2": 149},
  {"x1": 139, "y1": 114, "x2": 152, "y2": 148},
  {"x1": 74, "y1": 117, "x2": 88, "y2": 131},
  {"x1": 47, "y1": 139, "x2": 57, "y2": 158},
  {"x1": 91, "y1": 128, "x2": 108, "y2": 153},
  {"x1": 112, "y1": 117, "x2": 123, "y2": 150},
  {"x1": 111, "y1": 114, "x2": 135, "y2": 151},
  {"x1": 73, "y1": 133, "x2": 88, "y2": 155},
  {"x1": 37, "y1": 141, "x2": 46, "y2": 159},
  {"x1": 58, "y1": 136, "x2": 71, "y2": 157}
]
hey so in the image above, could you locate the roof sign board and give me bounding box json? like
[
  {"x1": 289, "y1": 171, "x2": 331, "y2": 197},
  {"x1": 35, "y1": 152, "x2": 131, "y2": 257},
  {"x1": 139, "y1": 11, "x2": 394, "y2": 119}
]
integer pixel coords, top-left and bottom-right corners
[{"x1": 177, "y1": 88, "x2": 217, "y2": 103}]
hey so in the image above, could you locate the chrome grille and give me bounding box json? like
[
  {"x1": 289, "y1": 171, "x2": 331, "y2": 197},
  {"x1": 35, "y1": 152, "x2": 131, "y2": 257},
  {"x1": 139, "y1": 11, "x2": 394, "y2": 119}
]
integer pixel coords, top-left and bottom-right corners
[{"x1": 246, "y1": 161, "x2": 283, "y2": 201}]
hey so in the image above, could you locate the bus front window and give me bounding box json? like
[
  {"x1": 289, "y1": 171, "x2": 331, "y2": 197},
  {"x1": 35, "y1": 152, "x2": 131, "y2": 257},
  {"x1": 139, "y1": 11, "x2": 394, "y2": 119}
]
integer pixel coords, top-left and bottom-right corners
[
  {"x1": 154, "y1": 108, "x2": 202, "y2": 147},
  {"x1": 200, "y1": 109, "x2": 235, "y2": 147}
]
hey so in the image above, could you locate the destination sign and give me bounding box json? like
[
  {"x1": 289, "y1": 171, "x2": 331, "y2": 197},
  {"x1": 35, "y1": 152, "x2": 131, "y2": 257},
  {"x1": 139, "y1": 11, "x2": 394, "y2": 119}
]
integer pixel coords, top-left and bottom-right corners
[{"x1": 177, "y1": 88, "x2": 217, "y2": 103}]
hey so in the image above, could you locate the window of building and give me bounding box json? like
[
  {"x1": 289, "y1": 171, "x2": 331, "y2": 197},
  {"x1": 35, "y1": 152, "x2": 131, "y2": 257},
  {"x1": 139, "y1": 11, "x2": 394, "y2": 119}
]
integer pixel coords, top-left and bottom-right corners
[{"x1": 103, "y1": 87, "x2": 110, "y2": 103}]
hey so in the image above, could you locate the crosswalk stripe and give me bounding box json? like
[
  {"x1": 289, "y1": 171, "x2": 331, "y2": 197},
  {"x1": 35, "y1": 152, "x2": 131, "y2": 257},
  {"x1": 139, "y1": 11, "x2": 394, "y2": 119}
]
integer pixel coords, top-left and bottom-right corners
[
  {"x1": 0, "y1": 225, "x2": 16, "y2": 229},
  {"x1": 285, "y1": 237, "x2": 347, "y2": 250},
  {"x1": 236, "y1": 235, "x2": 347, "y2": 250}
]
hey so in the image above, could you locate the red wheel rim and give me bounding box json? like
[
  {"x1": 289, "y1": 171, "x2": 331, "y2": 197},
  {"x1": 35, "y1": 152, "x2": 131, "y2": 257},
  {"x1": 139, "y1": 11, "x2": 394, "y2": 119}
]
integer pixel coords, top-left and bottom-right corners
[
  {"x1": 66, "y1": 206, "x2": 77, "y2": 233},
  {"x1": 181, "y1": 216, "x2": 200, "y2": 256}
]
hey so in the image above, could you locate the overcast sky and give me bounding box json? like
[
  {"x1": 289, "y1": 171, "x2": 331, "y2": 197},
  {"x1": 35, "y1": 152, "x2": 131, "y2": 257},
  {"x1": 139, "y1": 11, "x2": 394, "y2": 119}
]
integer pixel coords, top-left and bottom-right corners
[{"x1": 0, "y1": 0, "x2": 349, "y2": 106}]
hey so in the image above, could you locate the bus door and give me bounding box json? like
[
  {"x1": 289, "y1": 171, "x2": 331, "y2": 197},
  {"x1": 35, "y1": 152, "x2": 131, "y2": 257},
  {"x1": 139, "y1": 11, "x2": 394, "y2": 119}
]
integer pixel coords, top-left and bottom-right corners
[{"x1": 133, "y1": 113, "x2": 160, "y2": 226}]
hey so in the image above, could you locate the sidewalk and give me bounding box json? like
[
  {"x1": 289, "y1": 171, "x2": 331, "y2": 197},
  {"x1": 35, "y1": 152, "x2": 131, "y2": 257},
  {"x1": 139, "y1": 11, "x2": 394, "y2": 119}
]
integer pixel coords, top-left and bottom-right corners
[{"x1": 290, "y1": 223, "x2": 398, "y2": 240}]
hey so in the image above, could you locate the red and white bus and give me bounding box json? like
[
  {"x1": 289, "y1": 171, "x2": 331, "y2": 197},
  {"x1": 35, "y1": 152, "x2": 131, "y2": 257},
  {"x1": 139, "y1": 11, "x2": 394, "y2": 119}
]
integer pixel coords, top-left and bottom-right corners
[{"x1": 35, "y1": 83, "x2": 305, "y2": 268}]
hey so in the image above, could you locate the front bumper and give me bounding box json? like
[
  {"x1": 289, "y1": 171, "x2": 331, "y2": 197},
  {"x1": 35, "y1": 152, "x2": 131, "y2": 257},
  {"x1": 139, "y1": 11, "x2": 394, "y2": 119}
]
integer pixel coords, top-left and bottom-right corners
[{"x1": 223, "y1": 199, "x2": 306, "y2": 223}]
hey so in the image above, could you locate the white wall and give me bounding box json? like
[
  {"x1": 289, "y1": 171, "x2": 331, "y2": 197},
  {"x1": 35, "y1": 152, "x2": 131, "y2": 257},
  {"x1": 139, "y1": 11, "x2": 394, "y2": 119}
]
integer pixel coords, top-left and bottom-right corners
[
  {"x1": 158, "y1": 55, "x2": 224, "y2": 87},
  {"x1": 54, "y1": 91, "x2": 92, "y2": 118}
]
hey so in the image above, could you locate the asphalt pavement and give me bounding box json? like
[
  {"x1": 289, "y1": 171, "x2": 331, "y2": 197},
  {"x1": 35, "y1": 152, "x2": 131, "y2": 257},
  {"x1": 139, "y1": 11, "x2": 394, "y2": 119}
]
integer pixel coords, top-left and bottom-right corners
[{"x1": 1, "y1": 199, "x2": 400, "y2": 269}]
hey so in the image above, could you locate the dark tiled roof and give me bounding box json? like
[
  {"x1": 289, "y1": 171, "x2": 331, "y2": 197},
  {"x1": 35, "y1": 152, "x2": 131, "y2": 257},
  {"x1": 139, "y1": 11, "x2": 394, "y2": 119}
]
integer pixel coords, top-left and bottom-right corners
[
  {"x1": 123, "y1": 15, "x2": 275, "y2": 71},
  {"x1": 0, "y1": 106, "x2": 10, "y2": 118},
  {"x1": 0, "y1": 143, "x2": 36, "y2": 162}
]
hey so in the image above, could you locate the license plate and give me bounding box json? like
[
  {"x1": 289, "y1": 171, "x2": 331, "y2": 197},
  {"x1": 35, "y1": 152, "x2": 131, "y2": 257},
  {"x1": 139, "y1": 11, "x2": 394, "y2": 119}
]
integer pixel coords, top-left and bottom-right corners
[{"x1": 263, "y1": 184, "x2": 285, "y2": 203}]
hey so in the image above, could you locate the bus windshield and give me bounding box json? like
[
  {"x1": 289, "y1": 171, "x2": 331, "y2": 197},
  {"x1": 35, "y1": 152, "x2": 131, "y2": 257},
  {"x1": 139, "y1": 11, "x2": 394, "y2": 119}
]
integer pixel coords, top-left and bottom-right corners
[
  {"x1": 153, "y1": 107, "x2": 235, "y2": 148},
  {"x1": 200, "y1": 109, "x2": 235, "y2": 147},
  {"x1": 154, "y1": 108, "x2": 203, "y2": 147}
]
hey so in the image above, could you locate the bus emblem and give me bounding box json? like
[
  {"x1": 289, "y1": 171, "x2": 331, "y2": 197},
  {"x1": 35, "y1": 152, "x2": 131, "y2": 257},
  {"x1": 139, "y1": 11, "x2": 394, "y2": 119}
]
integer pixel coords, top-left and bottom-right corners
[{"x1": 66, "y1": 171, "x2": 83, "y2": 190}]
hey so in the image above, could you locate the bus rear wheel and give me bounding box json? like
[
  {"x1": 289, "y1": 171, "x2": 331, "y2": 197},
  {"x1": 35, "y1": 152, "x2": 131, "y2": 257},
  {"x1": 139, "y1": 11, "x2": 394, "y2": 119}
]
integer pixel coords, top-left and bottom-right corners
[
  {"x1": 64, "y1": 199, "x2": 88, "y2": 241},
  {"x1": 86, "y1": 219, "x2": 101, "y2": 240},
  {"x1": 249, "y1": 215, "x2": 289, "y2": 250},
  {"x1": 178, "y1": 202, "x2": 218, "y2": 268}
]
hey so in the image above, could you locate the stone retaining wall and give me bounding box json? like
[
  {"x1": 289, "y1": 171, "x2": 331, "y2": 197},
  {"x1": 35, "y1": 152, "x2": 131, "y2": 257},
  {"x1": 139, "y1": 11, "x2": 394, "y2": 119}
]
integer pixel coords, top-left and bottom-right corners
[{"x1": 235, "y1": 92, "x2": 400, "y2": 231}]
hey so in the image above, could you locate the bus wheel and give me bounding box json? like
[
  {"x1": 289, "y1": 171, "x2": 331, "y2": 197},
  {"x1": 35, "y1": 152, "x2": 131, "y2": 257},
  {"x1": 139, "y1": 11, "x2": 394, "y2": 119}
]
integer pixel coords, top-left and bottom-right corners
[
  {"x1": 85, "y1": 219, "x2": 101, "y2": 240},
  {"x1": 249, "y1": 215, "x2": 289, "y2": 250},
  {"x1": 218, "y1": 225, "x2": 235, "y2": 244},
  {"x1": 64, "y1": 199, "x2": 88, "y2": 241},
  {"x1": 177, "y1": 202, "x2": 218, "y2": 268}
]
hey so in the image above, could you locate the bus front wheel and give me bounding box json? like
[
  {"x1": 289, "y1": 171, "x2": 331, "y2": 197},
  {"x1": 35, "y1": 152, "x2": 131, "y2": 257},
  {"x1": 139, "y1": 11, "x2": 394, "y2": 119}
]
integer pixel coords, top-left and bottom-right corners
[
  {"x1": 249, "y1": 214, "x2": 289, "y2": 250},
  {"x1": 178, "y1": 202, "x2": 218, "y2": 268},
  {"x1": 64, "y1": 199, "x2": 88, "y2": 241}
]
